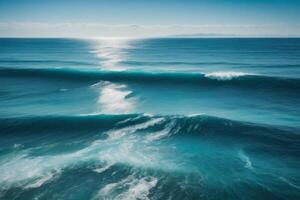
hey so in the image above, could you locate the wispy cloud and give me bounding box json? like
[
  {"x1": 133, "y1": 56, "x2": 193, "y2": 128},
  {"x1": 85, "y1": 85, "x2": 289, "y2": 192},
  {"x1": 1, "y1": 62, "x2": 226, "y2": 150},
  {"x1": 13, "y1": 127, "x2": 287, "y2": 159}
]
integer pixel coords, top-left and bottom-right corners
[{"x1": 0, "y1": 22, "x2": 299, "y2": 37}]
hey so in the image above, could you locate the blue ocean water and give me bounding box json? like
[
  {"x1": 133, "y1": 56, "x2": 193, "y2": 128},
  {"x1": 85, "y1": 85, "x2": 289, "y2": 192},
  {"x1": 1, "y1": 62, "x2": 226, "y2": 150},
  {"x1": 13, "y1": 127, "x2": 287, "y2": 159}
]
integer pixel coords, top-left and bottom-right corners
[{"x1": 0, "y1": 38, "x2": 300, "y2": 199}]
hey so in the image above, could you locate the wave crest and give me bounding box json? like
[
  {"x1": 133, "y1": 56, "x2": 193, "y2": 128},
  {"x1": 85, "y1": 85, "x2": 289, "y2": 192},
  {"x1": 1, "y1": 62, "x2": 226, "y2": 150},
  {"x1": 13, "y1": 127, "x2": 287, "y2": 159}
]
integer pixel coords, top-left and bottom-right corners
[
  {"x1": 2, "y1": 67, "x2": 299, "y2": 92},
  {"x1": 205, "y1": 71, "x2": 250, "y2": 80}
]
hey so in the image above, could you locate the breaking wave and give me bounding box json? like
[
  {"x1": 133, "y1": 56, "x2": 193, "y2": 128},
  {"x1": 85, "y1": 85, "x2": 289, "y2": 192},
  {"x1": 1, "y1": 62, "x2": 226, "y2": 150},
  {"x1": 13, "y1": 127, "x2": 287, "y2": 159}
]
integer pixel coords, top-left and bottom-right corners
[{"x1": 1, "y1": 113, "x2": 300, "y2": 199}]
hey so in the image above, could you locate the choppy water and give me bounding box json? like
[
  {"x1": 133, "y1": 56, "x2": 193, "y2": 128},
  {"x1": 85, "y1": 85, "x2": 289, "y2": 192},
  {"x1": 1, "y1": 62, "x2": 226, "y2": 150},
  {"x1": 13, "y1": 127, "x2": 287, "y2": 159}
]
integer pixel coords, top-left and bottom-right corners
[{"x1": 0, "y1": 38, "x2": 300, "y2": 199}]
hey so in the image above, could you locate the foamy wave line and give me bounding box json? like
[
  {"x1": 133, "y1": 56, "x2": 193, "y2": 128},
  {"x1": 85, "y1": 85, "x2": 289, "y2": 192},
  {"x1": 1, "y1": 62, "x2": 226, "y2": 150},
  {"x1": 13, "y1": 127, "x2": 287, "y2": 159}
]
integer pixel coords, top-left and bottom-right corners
[
  {"x1": 95, "y1": 175, "x2": 157, "y2": 200},
  {"x1": 204, "y1": 71, "x2": 251, "y2": 80},
  {"x1": 238, "y1": 151, "x2": 253, "y2": 170},
  {"x1": 24, "y1": 172, "x2": 58, "y2": 189},
  {"x1": 3, "y1": 67, "x2": 300, "y2": 91}
]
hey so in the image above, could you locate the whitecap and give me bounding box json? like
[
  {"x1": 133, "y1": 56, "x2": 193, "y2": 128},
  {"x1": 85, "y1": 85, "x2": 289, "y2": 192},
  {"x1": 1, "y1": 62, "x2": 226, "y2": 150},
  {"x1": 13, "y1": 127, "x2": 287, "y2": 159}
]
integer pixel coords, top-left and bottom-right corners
[
  {"x1": 116, "y1": 177, "x2": 158, "y2": 200},
  {"x1": 146, "y1": 129, "x2": 170, "y2": 141},
  {"x1": 96, "y1": 176, "x2": 132, "y2": 198},
  {"x1": 24, "y1": 172, "x2": 57, "y2": 189},
  {"x1": 94, "y1": 176, "x2": 157, "y2": 200},
  {"x1": 107, "y1": 117, "x2": 164, "y2": 140},
  {"x1": 93, "y1": 162, "x2": 113, "y2": 174},
  {"x1": 0, "y1": 149, "x2": 84, "y2": 190},
  {"x1": 0, "y1": 155, "x2": 55, "y2": 190},
  {"x1": 238, "y1": 151, "x2": 253, "y2": 170},
  {"x1": 205, "y1": 71, "x2": 250, "y2": 80},
  {"x1": 187, "y1": 113, "x2": 205, "y2": 117},
  {"x1": 59, "y1": 88, "x2": 68, "y2": 92},
  {"x1": 146, "y1": 121, "x2": 175, "y2": 141}
]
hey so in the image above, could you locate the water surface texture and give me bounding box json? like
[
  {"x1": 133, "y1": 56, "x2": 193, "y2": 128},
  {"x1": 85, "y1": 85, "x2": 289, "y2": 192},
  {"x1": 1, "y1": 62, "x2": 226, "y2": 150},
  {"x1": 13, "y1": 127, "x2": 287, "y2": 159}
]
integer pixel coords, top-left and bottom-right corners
[{"x1": 0, "y1": 38, "x2": 300, "y2": 199}]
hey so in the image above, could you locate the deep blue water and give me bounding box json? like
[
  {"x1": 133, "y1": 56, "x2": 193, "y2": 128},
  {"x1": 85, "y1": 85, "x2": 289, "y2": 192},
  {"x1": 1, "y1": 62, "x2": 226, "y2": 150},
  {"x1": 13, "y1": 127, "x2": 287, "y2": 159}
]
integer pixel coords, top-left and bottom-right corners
[{"x1": 0, "y1": 38, "x2": 300, "y2": 199}]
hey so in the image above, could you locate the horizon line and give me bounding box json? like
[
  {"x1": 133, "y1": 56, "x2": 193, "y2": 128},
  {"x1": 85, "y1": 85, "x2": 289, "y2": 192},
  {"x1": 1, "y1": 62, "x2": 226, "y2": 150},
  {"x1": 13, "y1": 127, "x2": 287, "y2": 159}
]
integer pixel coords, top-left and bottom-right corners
[{"x1": 0, "y1": 35, "x2": 300, "y2": 39}]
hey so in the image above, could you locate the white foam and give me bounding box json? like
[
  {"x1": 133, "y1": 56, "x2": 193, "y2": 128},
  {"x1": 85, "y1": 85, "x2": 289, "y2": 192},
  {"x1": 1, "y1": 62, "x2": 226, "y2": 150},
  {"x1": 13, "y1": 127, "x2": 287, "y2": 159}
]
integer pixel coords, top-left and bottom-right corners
[
  {"x1": 107, "y1": 117, "x2": 164, "y2": 140},
  {"x1": 59, "y1": 88, "x2": 68, "y2": 92},
  {"x1": 93, "y1": 162, "x2": 113, "y2": 174},
  {"x1": 96, "y1": 176, "x2": 132, "y2": 198},
  {"x1": 205, "y1": 71, "x2": 249, "y2": 80},
  {"x1": 187, "y1": 113, "x2": 205, "y2": 117},
  {"x1": 95, "y1": 176, "x2": 157, "y2": 200},
  {"x1": 142, "y1": 113, "x2": 154, "y2": 117},
  {"x1": 146, "y1": 121, "x2": 174, "y2": 141},
  {"x1": 97, "y1": 141, "x2": 153, "y2": 169},
  {"x1": 92, "y1": 117, "x2": 183, "y2": 172},
  {"x1": 0, "y1": 146, "x2": 90, "y2": 190},
  {"x1": 90, "y1": 81, "x2": 108, "y2": 87},
  {"x1": 238, "y1": 151, "x2": 253, "y2": 170},
  {"x1": 116, "y1": 177, "x2": 158, "y2": 200},
  {"x1": 0, "y1": 116, "x2": 179, "y2": 191},
  {"x1": 78, "y1": 118, "x2": 165, "y2": 170},
  {"x1": 0, "y1": 154, "x2": 60, "y2": 190},
  {"x1": 146, "y1": 129, "x2": 170, "y2": 141},
  {"x1": 24, "y1": 172, "x2": 56, "y2": 189}
]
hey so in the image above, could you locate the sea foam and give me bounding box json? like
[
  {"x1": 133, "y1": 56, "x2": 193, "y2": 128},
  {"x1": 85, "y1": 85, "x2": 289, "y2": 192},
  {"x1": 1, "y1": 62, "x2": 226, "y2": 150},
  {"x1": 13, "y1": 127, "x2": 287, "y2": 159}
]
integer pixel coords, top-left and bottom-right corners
[{"x1": 205, "y1": 71, "x2": 249, "y2": 80}]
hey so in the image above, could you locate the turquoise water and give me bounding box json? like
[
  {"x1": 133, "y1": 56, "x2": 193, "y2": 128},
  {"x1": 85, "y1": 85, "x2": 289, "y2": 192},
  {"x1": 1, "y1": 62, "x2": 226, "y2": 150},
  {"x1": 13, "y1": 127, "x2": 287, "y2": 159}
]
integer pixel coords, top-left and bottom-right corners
[{"x1": 0, "y1": 38, "x2": 300, "y2": 199}]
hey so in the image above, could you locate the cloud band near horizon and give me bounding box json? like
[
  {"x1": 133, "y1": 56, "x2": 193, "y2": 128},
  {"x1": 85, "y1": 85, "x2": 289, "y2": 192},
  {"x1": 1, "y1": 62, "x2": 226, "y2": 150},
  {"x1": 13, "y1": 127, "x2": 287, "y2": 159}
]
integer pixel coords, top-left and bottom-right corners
[{"x1": 0, "y1": 22, "x2": 300, "y2": 38}]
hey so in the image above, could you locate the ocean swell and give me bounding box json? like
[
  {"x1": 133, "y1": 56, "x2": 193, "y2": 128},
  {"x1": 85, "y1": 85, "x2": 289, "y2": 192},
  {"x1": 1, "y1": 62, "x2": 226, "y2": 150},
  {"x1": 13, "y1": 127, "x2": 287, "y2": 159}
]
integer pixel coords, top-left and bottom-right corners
[
  {"x1": 1, "y1": 114, "x2": 299, "y2": 151},
  {"x1": 1, "y1": 67, "x2": 300, "y2": 91},
  {"x1": 1, "y1": 113, "x2": 300, "y2": 199}
]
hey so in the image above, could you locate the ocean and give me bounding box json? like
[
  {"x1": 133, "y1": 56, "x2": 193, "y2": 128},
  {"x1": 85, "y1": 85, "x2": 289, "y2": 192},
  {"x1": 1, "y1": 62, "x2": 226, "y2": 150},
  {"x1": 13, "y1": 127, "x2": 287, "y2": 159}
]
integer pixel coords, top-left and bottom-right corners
[{"x1": 0, "y1": 38, "x2": 300, "y2": 199}]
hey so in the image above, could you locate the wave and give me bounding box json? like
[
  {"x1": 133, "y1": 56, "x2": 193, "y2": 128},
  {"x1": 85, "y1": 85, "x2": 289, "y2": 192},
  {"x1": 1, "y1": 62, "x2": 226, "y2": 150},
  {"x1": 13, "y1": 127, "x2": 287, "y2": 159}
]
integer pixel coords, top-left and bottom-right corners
[
  {"x1": 204, "y1": 71, "x2": 250, "y2": 80},
  {"x1": 1, "y1": 113, "x2": 299, "y2": 152},
  {"x1": 1, "y1": 67, "x2": 300, "y2": 91},
  {"x1": 95, "y1": 175, "x2": 158, "y2": 200},
  {"x1": 1, "y1": 113, "x2": 300, "y2": 199},
  {"x1": 0, "y1": 114, "x2": 138, "y2": 134}
]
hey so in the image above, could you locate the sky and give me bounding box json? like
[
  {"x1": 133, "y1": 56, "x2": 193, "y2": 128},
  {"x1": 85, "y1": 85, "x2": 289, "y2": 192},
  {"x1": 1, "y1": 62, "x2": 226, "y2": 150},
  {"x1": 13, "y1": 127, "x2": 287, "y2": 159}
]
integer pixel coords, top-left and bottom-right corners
[{"x1": 0, "y1": 0, "x2": 300, "y2": 37}]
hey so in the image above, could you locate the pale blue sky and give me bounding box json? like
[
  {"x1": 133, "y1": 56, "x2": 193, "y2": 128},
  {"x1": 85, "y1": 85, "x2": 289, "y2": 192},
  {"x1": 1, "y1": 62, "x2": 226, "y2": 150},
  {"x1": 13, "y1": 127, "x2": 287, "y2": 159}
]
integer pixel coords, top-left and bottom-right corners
[{"x1": 0, "y1": 0, "x2": 300, "y2": 37}]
